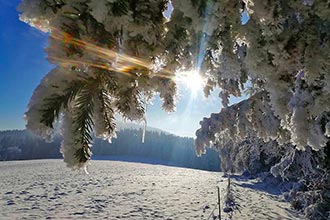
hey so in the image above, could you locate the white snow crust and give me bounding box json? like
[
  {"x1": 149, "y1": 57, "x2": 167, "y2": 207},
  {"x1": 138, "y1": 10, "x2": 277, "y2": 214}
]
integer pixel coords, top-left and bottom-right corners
[{"x1": 0, "y1": 160, "x2": 304, "y2": 220}]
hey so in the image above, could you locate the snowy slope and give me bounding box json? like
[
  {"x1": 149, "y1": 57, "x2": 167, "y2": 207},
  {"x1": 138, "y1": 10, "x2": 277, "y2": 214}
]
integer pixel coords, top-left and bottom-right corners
[{"x1": 0, "y1": 160, "x2": 304, "y2": 219}]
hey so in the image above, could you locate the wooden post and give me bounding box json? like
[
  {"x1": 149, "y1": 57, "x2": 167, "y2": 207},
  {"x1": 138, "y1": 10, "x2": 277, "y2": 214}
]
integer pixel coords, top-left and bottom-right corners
[{"x1": 217, "y1": 186, "x2": 221, "y2": 220}]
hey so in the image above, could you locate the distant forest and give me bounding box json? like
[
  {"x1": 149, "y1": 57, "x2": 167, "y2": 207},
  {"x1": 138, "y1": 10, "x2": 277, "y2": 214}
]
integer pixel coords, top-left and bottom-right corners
[{"x1": 0, "y1": 129, "x2": 220, "y2": 171}]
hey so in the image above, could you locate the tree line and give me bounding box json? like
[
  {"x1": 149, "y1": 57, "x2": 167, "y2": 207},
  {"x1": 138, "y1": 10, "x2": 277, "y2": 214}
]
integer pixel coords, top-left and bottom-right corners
[{"x1": 0, "y1": 129, "x2": 220, "y2": 171}]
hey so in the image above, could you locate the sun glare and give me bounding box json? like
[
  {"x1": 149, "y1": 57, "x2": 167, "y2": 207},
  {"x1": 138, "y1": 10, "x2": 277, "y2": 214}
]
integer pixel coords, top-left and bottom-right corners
[{"x1": 176, "y1": 70, "x2": 204, "y2": 93}]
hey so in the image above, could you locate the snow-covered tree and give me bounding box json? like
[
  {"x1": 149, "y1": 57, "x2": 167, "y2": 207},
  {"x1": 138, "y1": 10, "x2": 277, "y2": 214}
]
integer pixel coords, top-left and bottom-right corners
[
  {"x1": 19, "y1": 0, "x2": 177, "y2": 169},
  {"x1": 19, "y1": 0, "x2": 330, "y2": 172},
  {"x1": 191, "y1": 0, "x2": 330, "y2": 154}
]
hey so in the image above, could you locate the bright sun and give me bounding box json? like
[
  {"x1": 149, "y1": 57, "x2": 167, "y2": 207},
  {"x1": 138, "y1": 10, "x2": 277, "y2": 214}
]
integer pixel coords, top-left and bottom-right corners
[{"x1": 176, "y1": 70, "x2": 204, "y2": 92}]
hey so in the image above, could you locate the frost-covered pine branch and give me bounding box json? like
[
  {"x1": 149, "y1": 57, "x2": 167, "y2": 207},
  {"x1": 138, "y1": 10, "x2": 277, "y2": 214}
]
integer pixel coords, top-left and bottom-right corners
[
  {"x1": 19, "y1": 0, "x2": 176, "y2": 168},
  {"x1": 19, "y1": 0, "x2": 330, "y2": 173}
]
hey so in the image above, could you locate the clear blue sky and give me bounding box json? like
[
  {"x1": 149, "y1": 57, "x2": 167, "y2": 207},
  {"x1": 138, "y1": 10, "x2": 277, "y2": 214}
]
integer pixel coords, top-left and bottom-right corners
[
  {"x1": 0, "y1": 0, "x2": 53, "y2": 130},
  {"x1": 0, "y1": 0, "x2": 247, "y2": 137}
]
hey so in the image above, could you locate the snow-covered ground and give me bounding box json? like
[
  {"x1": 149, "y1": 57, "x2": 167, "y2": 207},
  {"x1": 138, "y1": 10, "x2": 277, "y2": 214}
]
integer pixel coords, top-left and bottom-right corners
[{"x1": 0, "y1": 160, "x2": 304, "y2": 219}]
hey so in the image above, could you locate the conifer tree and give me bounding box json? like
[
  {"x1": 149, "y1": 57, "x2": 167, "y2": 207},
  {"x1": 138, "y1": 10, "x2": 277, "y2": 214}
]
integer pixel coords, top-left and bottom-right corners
[{"x1": 19, "y1": 0, "x2": 330, "y2": 172}]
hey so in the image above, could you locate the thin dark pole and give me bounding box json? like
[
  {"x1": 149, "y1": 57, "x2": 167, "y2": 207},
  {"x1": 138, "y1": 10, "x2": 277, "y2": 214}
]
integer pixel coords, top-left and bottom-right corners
[{"x1": 217, "y1": 186, "x2": 221, "y2": 220}]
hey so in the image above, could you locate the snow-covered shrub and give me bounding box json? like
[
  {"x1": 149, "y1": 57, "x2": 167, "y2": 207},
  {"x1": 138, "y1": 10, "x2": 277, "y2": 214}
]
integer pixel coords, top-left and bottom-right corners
[
  {"x1": 217, "y1": 137, "x2": 283, "y2": 176},
  {"x1": 285, "y1": 173, "x2": 330, "y2": 220},
  {"x1": 223, "y1": 176, "x2": 240, "y2": 219},
  {"x1": 285, "y1": 143, "x2": 330, "y2": 219},
  {"x1": 215, "y1": 134, "x2": 330, "y2": 218}
]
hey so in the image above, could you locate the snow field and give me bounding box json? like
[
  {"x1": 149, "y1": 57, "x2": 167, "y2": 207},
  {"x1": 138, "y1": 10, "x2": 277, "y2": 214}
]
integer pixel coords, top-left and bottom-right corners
[{"x1": 0, "y1": 160, "x2": 304, "y2": 219}]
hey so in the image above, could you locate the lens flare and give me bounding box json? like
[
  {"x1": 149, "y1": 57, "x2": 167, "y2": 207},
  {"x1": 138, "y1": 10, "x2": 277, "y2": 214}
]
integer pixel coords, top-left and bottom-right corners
[
  {"x1": 48, "y1": 27, "x2": 174, "y2": 80},
  {"x1": 176, "y1": 70, "x2": 205, "y2": 93},
  {"x1": 47, "y1": 28, "x2": 210, "y2": 92}
]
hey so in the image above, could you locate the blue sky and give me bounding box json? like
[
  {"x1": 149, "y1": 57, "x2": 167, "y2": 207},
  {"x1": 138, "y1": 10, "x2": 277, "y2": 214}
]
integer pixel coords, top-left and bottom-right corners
[
  {"x1": 0, "y1": 0, "x2": 53, "y2": 130},
  {"x1": 0, "y1": 1, "x2": 246, "y2": 137}
]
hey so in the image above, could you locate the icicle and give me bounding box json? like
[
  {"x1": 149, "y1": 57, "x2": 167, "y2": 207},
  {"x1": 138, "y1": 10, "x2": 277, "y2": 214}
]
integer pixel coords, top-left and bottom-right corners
[
  {"x1": 142, "y1": 95, "x2": 147, "y2": 144},
  {"x1": 113, "y1": 26, "x2": 124, "y2": 71},
  {"x1": 83, "y1": 165, "x2": 89, "y2": 175},
  {"x1": 142, "y1": 120, "x2": 146, "y2": 143}
]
